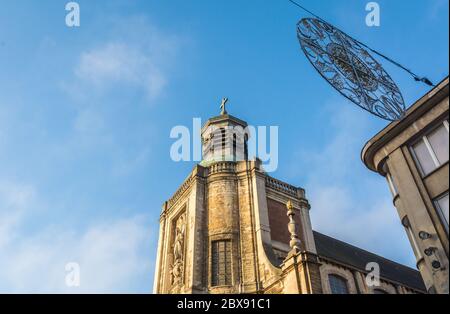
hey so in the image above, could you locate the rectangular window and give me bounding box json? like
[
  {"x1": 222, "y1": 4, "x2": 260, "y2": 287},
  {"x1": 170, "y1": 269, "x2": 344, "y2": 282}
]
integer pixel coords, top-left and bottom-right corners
[
  {"x1": 412, "y1": 139, "x2": 437, "y2": 175},
  {"x1": 428, "y1": 123, "x2": 449, "y2": 165},
  {"x1": 435, "y1": 192, "x2": 449, "y2": 232},
  {"x1": 411, "y1": 121, "x2": 449, "y2": 177},
  {"x1": 211, "y1": 240, "x2": 232, "y2": 287}
]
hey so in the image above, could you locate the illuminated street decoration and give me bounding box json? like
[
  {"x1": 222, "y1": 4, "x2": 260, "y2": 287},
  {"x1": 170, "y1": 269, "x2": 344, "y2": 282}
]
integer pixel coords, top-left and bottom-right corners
[{"x1": 297, "y1": 18, "x2": 406, "y2": 121}]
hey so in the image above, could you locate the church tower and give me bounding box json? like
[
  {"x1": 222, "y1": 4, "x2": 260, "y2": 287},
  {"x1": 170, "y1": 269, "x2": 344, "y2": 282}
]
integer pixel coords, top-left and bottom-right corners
[
  {"x1": 153, "y1": 100, "x2": 322, "y2": 294},
  {"x1": 153, "y1": 99, "x2": 426, "y2": 295}
]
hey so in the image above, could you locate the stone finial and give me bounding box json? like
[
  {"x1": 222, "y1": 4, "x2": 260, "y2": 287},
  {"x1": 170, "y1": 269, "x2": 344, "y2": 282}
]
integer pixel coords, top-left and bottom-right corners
[
  {"x1": 220, "y1": 97, "x2": 229, "y2": 115},
  {"x1": 286, "y1": 200, "x2": 302, "y2": 252}
]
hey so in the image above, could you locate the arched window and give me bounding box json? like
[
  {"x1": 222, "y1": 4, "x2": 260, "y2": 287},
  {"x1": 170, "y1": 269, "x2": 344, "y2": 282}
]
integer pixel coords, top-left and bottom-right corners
[
  {"x1": 220, "y1": 128, "x2": 226, "y2": 159},
  {"x1": 211, "y1": 240, "x2": 232, "y2": 287},
  {"x1": 328, "y1": 274, "x2": 349, "y2": 294},
  {"x1": 232, "y1": 134, "x2": 237, "y2": 162},
  {"x1": 244, "y1": 133, "x2": 249, "y2": 161}
]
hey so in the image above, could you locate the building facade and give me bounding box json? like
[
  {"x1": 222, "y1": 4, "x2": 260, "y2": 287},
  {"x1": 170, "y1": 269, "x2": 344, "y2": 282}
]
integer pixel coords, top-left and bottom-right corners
[
  {"x1": 362, "y1": 77, "x2": 449, "y2": 294},
  {"x1": 154, "y1": 106, "x2": 426, "y2": 294}
]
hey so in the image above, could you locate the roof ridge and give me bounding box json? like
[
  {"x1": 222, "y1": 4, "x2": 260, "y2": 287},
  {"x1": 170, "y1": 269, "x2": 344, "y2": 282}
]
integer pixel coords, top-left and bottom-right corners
[{"x1": 312, "y1": 230, "x2": 419, "y2": 273}]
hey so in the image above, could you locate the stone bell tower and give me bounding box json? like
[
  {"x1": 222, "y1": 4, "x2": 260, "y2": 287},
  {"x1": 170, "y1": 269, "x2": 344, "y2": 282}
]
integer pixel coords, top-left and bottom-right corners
[
  {"x1": 153, "y1": 99, "x2": 322, "y2": 294},
  {"x1": 200, "y1": 98, "x2": 249, "y2": 165}
]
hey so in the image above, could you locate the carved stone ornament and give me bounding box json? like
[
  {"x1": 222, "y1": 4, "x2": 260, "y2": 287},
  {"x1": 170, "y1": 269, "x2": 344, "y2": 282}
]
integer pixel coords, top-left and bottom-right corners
[
  {"x1": 170, "y1": 213, "x2": 186, "y2": 288},
  {"x1": 286, "y1": 200, "x2": 302, "y2": 252}
]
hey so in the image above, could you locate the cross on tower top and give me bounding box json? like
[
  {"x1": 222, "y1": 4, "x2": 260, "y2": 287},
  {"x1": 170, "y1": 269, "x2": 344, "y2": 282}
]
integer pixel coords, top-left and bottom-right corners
[{"x1": 220, "y1": 97, "x2": 229, "y2": 115}]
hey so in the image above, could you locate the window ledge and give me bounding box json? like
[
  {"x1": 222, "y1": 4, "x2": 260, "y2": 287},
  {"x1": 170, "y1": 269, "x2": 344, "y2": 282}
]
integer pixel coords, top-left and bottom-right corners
[
  {"x1": 392, "y1": 194, "x2": 400, "y2": 206},
  {"x1": 209, "y1": 285, "x2": 234, "y2": 290},
  {"x1": 416, "y1": 257, "x2": 425, "y2": 270},
  {"x1": 422, "y1": 161, "x2": 449, "y2": 180}
]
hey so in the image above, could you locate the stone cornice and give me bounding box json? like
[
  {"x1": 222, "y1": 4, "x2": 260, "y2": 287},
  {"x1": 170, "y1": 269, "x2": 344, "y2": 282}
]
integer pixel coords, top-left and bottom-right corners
[
  {"x1": 207, "y1": 161, "x2": 236, "y2": 175},
  {"x1": 166, "y1": 166, "x2": 205, "y2": 211},
  {"x1": 362, "y1": 76, "x2": 449, "y2": 173},
  {"x1": 265, "y1": 176, "x2": 298, "y2": 197},
  {"x1": 201, "y1": 114, "x2": 248, "y2": 133},
  {"x1": 265, "y1": 176, "x2": 311, "y2": 212}
]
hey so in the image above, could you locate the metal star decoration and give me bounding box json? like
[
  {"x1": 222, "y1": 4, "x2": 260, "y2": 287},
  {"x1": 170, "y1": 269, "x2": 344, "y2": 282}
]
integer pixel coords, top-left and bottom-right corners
[{"x1": 297, "y1": 18, "x2": 406, "y2": 121}]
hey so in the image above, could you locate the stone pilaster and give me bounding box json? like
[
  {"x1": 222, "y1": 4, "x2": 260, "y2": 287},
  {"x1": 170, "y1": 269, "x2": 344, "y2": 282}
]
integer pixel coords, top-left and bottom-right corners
[{"x1": 281, "y1": 251, "x2": 323, "y2": 294}]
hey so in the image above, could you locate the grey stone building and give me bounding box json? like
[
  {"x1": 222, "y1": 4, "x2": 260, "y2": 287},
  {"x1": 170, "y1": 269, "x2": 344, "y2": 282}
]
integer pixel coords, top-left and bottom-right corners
[{"x1": 362, "y1": 77, "x2": 449, "y2": 294}]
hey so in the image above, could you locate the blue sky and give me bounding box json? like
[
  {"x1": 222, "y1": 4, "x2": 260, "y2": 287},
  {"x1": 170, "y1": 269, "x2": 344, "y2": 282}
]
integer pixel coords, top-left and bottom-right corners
[{"x1": 0, "y1": 0, "x2": 448, "y2": 293}]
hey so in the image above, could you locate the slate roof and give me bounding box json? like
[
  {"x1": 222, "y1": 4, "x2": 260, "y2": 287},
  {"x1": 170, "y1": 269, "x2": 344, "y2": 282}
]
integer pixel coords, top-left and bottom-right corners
[{"x1": 313, "y1": 231, "x2": 426, "y2": 292}]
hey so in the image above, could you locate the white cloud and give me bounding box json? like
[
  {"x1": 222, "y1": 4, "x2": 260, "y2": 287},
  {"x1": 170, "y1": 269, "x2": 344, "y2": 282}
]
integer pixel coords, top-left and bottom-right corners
[
  {"x1": 310, "y1": 186, "x2": 405, "y2": 251},
  {"x1": 75, "y1": 42, "x2": 167, "y2": 99},
  {"x1": 73, "y1": 108, "x2": 106, "y2": 134},
  {"x1": 427, "y1": 0, "x2": 448, "y2": 20},
  {"x1": 68, "y1": 16, "x2": 180, "y2": 102},
  {"x1": 0, "y1": 182, "x2": 36, "y2": 248},
  {"x1": 0, "y1": 100, "x2": 14, "y2": 154},
  {"x1": 0, "y1": 181, "x2": 154, "y2": 293},
  {"x1": 287, "y1": 102, "x2": 417, "y2": 267},
  {"x1": 0, "y1": 182, "x2": 35, "y2": 211},
  {"x1": 56, "y1": 16, "x2": 179, "y2": 172},
  {"x1": 112, "y1": 148, "x2": 151, "y2": 177}
]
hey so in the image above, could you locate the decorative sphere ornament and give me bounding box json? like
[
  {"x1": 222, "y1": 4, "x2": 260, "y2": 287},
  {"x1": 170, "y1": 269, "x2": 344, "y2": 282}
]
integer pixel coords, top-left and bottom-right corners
[{"x1": 297, "y1": 18, "x2": 406, "y2": 121}]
